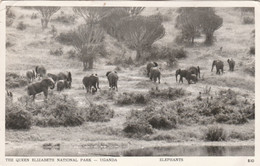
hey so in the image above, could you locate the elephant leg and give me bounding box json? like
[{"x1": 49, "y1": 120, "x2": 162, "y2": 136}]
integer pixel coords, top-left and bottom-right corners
[
  {"x1": 43, "y1": 90, "x2": 48, "y2": 99},
  {"x1": 33, "y1": 95, "x2": 35, "y2": 101},
  {"x1": 158, "y1": 76, "x2": 160, "y2": 84}
]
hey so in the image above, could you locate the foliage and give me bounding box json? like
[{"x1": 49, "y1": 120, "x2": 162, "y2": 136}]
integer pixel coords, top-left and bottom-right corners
[
  {"x1": 176, "y1": 7, "x2": 223, "y2": 45},
  {"x1": 51, "y1": 14, "x2": 76, "y2": 24},
  {"x1": 6, "y1": 102, "x2": 32, "y2": 130},
  {"x1": 6, "y1": 72, "x2": 28, "y2": 89},
  {"x1": 85, "y1": 103, "x2": 114, "y2": 122},
  {"x1": 118, "y1": 15, "x2": 165, "y2": 61},
  {"x1": 34, "y1": 7, "x2": 60, "y2": 29},
  {"x1": 116, "y1": 92, "x2": 149, "y2": 105},
  {"x1": 27, "y1": 94, "x2": 84, "y2": 127},
  {"x1": 6, "y1": 7, "x2": 15, "y2": 27},
  {"x1": 49, "y1": 47, "x2": 63, "y2": 56},
  {"x1": 149, "y1": 87, "x2": 186, "y2": 100},
  {"x1": 16, "y1": 21, "x2": 27, "y2": 30},
  {"x1": 249, "y1": 46, "x2": 255, "y2": 55},
  {"x1": 123, "y1": 118, "x2": 154, "y2": 137},
  {"x1": 205, "y1": 126, "x2": 227, "y2": 141},
  {"x1": 242, "y1": 17, "x2": 254, "y2": 24}
]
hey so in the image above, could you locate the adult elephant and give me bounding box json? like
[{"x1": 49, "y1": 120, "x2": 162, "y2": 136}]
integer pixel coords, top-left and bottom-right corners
[
  {"x1": 35, "y1": 65, "x2": 46, "y2": 78},
  {"x1": 227, "y1": 59, "x2": 235, "y2": 71},
  {"x1": 57, "y1": 71, "x2": 72, "y2": 88},
  {"x1": 47, "y1": 73, "x2": 58, "y2": 83},
  {"x1": 176, "y1": 69, "x2": 197, "y2": 84},
  {"x1": 188, "y1": 66, "x2": 200, "y2": 79},
  {"x1": 27, "y1": 77, "x2": 55, "y2": 101},
  {"x1": 149, "y1": 67, "x2": 161, "y2": 83},
  {"x1": 26, "y1": 70, "x2": 36, "y2": 83},
  {"x1": 57, "y1": 80, "x2": 70, "y2": 91},
  {"x1": 82, "y1": 74, "x2": 100, "y2": 93},
  {"x1": 211, "y1": 60, "x2": 224, "y2": 75},
  {"x1": 106, "y1": 71, "x2": 118, "y2": 91},
  {"x1": 146, "y1": 62, "x2": 158, "y2": 77}
]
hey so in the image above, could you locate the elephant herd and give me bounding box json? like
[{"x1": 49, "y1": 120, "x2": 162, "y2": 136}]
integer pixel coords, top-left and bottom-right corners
[
  {"x1": 147, "y1": 58, "x2": 235, "y2": 84},
  {"x1": 24, "y1": 58, "x2": 235, "y2": 101},
  {"x1": 25, "y1": 66, "x2": 119, "y2": 100}
]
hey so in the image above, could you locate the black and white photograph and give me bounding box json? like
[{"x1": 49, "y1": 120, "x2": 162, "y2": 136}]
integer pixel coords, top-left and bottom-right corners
[{"x1": 2, "y1": 0, "x2": 257, "y2": 163}]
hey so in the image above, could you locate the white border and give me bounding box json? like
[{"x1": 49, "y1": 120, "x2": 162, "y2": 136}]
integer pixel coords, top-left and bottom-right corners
[{"x1": 0, "y1": 1, "x2": 259, "y2": 166}]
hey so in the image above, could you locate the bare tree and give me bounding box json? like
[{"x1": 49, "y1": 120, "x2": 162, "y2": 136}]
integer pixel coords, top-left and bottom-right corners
[
  {"x1": 125, "y1": 7, "x2": 145, "y2": 17},
  {"x1": 34, "y1": 7, "x2": 60, "y2": 30},
  {"x1": 118, "y1": 15, "x2": 165, "y2": 61}
]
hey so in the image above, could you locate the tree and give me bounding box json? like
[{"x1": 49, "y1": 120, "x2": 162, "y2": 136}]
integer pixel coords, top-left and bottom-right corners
[
  {"x1": 73, "y1": 7, "x2": 111, "y2": 26},
  {"x1": 118, "y1": 15, "x2": 165, "y2": 61},
  {"x1": 176, "y1": 7, "x2": 223, "y2": 45},
  {"x1": 67, "y1": 24, "x2": 105, "y2": 70},
  {"x1": 34, "y1": 7, "x2": 60, "y2": 30}
]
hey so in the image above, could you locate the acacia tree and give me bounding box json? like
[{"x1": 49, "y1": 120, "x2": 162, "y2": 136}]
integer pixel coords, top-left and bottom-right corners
[
  {"x1": 34, "y1": 7, "x2": 60, "y2": 30},
  {"x1": 118, "y1": 15, "x2": 165, "y2": 61}
]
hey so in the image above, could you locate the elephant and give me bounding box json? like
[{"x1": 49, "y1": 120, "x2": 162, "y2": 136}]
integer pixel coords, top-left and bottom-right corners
[
  {"x1": 211, "y1": 60, "x2": 224, "y2": 75},
  {"x1": 149, "y1": 67, "x2": 161, "y2": 83},
  {"x1": 27, "y1": 77, "x2": 55, "y2": 101},
  {"x1": 227, "y1": 59, "x2": 235, "y2": 71},
  {"x1": 146, "y1": 62, "x2": 158, "y2": 77},
  {"x1": 57, "y1": 71, "x2": 72, "y2": 88},
  {"x1": 47, "y1": 73, "x2": 58, "y2": 83},
  {"x1": 26, "y1": 70, "x2": 36, "y2": 83},
  {"x1": 82, "y1": 74, "x2": 100, "y2": 94},
  {"x1": 56, "y1": 80, "x2": 70, "y2": 91},
  {"x1": 175, "y1": 69, "x2": 196, "y2": 84},
  {"x1": 35, "y1": 65, "x2": 46, "y2": 78},
  {"x1": 106, "y1": 71, "x2": 118, "y2": 91},
  {"x1": 188, "y1": 66, "x2": 200, "y2": 79}
]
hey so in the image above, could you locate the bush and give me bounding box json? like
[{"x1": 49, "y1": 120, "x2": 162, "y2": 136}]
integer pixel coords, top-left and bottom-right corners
[
  {"x1": 173, "y1": 47, "x2": 187, "y2": 59},
  {"x1": 51, "y1": 15, "x2": 76, "y2": 24},
  {"x1": 16, "y1": 21, "x2": 27, "y2": 30},
  {"x1": 67, "y1": 49, "x2": 77, "y2": 59},
  {"x1": 49, "y1": 47, "x2": 63, "y2": 56},
  {"x1": 56, "y1": 31, "x2": 75, "y2": 45},
  {"x1": 205, "y1": 126, "x2": 227, "y2": 141},
  {"x1": 6, "y1": 72, "x2": 28, "y2": 89},
  {"x1": 6, "y1": 102, "x2": 32, "y2": 130},
  {"x1": 28, "y1": 94, "x2": 84, "y2": 127},
  {"x1": 244, "y1": 66, "x2": 255, "y2": 76},
  {"x1": 149, "y1": 87, "x2": 186, "y2": 100},
  {"x1": 85, "y1": 103, "x2": 114, "y2": 122},
  {"x1": 242, "y1": 17, "x2": 254, "y2": 24},
  {"x1": 116, "y1": 92, "x2": 149, "y2": 105},
  {"x1": 249, "y1": 46, "x2": 255, "y2": 55},
  {"x1": 123, "y1": 118, "x2": 154, "y2": 137},
  {"x1": 107, "y1": 57, "x2": 134, "y2": 68},
  {"x1": 31, "y1": 13, "x2": 38, "y2": 19}
]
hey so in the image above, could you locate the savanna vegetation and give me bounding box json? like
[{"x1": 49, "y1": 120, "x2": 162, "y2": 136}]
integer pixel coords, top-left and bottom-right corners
[{"x1": 5, "y1": 6, "x2": 255, "y2": 156}]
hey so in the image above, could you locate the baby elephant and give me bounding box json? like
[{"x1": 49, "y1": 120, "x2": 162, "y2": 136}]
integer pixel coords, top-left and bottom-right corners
[
  {"x1": 227, "y1": 59, "x2": 235, "y2": 71},
  {"x1": 106, "y1": 71, "x2": 119, "y2": 91},
  {"x1": 56, "y1": 80, "x2": 70, "y2": 91}
]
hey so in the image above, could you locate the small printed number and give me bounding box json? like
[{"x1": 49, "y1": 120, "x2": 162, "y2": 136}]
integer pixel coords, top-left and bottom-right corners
[{"x1": 248, "y1": 159, "x2": 254, "y2": 163}]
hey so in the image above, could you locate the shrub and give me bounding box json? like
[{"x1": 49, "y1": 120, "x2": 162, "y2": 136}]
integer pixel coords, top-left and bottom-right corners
[
  {"x1": 31, "y1": 13, "x2": 38, "y2": 19},
  {"x1": 173, "y1": 47, "x2": 187, "y2": 59},
  {"x1": 107, "y1": 57, "x2": 134, "y2": 68},
  {"x1": 249, "y1": 46, "x2": 255, "y2": 55},
  {"x1": 67, "y1": 49, "x2": 77, "y2": 59},
  {"x1": 85, "y1": 103, "x2": 114, "y2": 122},
  {"x1": 49, "y1": 47, "x2": 63, "y2": 56},
  {"x1": 149, "y1": 87, "x2": 186, "y2": 100},
  {"x1": 205, "y1": 125, "x2": 227, "y2": 141},
  {"x1": 242, "y1": 17, "x2": 254, "y2": 24},
  {"x1": 244, "y1": 66, "x2": 255, "y2": 76},
  {"x1": 51, "y1": 15, "x2": 76, "y2": 24},
  {"x1": 16, "y1": 21, "x2": 27, "y2": 30},
  {"x1": 29, "y1": 94, "x2": 84, "y2": 127},
  {"x1": 123, "y1": 118, "x2": 153, "y2": 137},
  {"x1": 6, "y1": 72, "x2": 28, "y2": 89},
  {"x1": 116, "y1": 92, "x2": 149, "y2": 105},
  {"x1": 6, "y1": 102, "x2": 32, "y2": 130}
]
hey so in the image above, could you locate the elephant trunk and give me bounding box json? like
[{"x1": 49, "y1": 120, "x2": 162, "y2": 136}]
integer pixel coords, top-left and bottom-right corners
[
  {"x1": 176, "y1": 73, "x2": 178, "y2": 82},
  {"x1": 97, "y1": 78, "x2": 100, "y2": 89}
]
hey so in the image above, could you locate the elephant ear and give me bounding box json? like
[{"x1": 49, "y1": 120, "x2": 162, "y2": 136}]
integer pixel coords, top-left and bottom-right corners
[
  {"x1": 35, "y1": 66, "x2": 38, "y2": 73},
  {"x1": 106, "y1": 71, "x2": 111, "y2": 77},
  {"x1": 227, "y1": 59, "x2": 230, "y2": 63}
]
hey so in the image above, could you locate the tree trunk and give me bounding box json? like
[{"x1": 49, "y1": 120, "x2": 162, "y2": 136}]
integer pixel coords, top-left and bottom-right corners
[
  {"x1": 205, "y1": 33, "x2": 213, "y2": 45},
  {"x1": 41, "y1": 18, "x2": 49, "y2": 30},
  {"x1": 135, "y1": 48, "x2": 142, "y2": 61},
  {"x1": 83, "y1": 62, "x2": 87, "y2": 71},
  {"x1": 88, "y1": 58, "x2": 94, "y2": 69}
]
